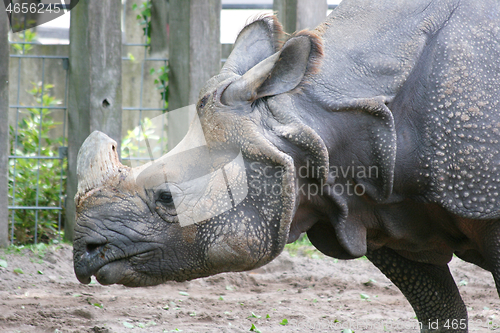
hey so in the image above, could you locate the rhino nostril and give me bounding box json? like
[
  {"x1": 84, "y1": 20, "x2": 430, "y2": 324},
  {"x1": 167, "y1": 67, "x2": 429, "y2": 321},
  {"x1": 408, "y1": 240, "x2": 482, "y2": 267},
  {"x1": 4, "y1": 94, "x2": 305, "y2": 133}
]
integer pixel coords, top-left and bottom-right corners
[{"x1": 86, "y1": 243, "x2": 103, "y2": 254}]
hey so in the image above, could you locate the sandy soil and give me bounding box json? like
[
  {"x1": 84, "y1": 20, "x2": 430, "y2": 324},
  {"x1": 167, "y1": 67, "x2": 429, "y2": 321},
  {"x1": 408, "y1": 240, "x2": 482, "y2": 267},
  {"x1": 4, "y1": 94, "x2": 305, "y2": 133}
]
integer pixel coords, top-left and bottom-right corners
[{"x1": 0, "y1": 243, "x2": 498, "y2": 333}]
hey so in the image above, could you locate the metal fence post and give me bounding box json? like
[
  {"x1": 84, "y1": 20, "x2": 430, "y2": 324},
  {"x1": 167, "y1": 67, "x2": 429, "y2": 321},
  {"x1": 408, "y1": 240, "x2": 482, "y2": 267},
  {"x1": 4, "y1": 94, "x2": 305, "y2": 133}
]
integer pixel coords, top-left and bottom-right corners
[
  {"x1": 66, "y1": 0, "x2": 123, "y2": 242},
  {"x1": 0, "y1": 8, "x2": 9, "y2": 248},
  {"x1": 273, "y1": 0, "x2": 327, "y2": 33},
  {"x1": 167, "y1": 0, "x2": 221, "y2": 149}
]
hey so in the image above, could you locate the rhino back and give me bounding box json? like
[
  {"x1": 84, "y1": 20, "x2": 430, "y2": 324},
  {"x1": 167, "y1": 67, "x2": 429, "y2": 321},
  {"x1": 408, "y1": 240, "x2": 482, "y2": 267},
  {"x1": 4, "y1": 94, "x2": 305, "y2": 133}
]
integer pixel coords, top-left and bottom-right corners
[
  {"x1": 304, "y1": 0, "x2": 500, "y2": 219},
  {"x1": 388, "y1": 0, "x2": 500, "y2": 219},
  {"x1": 311, "y1": 0, "x2": 459, "y2": 103}
]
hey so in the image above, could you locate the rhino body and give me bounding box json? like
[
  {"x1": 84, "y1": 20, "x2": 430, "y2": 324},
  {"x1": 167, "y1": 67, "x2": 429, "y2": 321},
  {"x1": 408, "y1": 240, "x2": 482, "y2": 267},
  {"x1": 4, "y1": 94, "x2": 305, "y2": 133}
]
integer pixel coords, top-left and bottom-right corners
[{"x1": 73, "y1": 0, "x2": 500, "y2": 331}]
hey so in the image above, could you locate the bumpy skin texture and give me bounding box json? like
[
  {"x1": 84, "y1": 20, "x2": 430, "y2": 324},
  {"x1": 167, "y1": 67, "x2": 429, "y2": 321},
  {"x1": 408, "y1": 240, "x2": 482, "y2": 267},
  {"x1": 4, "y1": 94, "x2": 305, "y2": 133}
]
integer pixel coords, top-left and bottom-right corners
[
  {"x1": 74, "y1": 1, "x2": 500, "y2": 332},
  {"x1": 366, "y1": 247, "x2": 468, "y2": 332},
  {"x1": 297, "y1": 1, "x2": 500, "y2": 331}
]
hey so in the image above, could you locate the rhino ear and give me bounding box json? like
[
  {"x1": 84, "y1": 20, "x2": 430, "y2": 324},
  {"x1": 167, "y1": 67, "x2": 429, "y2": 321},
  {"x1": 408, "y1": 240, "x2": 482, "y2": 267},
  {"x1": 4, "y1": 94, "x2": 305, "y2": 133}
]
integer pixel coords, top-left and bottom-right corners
[
  {"x1": 222, "y1": 32, "x2": 323, "y2": 105},
  {"x1": 222, "y1": 16, "x2": 283, "y2": 76}
]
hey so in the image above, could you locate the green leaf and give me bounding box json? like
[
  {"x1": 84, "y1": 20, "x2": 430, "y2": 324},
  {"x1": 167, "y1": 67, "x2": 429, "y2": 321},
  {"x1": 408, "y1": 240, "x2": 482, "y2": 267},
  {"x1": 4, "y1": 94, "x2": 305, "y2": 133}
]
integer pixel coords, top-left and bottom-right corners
[
  {"x1": 248, "y1": 312, "x2": 261, "y2": 319},
  {"x1": 37, "y1": 270, "x2": 43, "y2": 275},
  {"x1": 0, "y1": 260, "x2": 7, "y2": 268},
  {"x1": 363, "y1": 278, "x2": 377, "y2": 286},
  {"x1": 360, "y1": 293, "x2": 370, "y2": 300},
  {"x1": 13, "y1": 268, "x2": 24, "y2": 274},
  {"x1": 123, "y1": 322, "x2": 135, "y2": 329},
  {"x1": 266, "y1": 314, "x2": 270, "y2": 319},
  {"x1": 280, "y1": 318, "x2": 288, "y2": 326},
  {"x1": 178, "y1": 291, "x2": 189, "y2": 296},
  {"x1": 249, "y1": 324, "x2": 261, "y2": 332},
  {"x1": 218, "y1": 296, "x2": 224, "y2": 301}
]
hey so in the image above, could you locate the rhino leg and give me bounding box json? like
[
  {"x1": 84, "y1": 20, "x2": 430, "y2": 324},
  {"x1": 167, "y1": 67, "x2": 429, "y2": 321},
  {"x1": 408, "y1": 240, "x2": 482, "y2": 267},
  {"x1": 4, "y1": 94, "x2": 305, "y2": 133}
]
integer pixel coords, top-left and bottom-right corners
[
  {"x1": 480, "y1": 221, "x2": 500, "y2": 297},
  {"x1": 367, "y1": 247, "x2": 467, "y2": 333}
]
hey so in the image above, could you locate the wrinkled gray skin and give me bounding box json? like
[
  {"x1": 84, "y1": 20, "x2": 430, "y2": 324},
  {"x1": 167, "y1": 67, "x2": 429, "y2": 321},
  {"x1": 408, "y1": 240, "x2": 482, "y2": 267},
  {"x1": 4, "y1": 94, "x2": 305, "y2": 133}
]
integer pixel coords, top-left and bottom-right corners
[{"x1": 73, "y1": 0, "x2": 500, "y2": 331}]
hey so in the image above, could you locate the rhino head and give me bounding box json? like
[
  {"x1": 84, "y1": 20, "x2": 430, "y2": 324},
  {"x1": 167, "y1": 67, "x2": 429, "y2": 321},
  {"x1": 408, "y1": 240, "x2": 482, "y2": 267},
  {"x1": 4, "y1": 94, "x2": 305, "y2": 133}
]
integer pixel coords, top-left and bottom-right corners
[{"x1": 73, "y1": 17, "x2": 328, "y2": 287}]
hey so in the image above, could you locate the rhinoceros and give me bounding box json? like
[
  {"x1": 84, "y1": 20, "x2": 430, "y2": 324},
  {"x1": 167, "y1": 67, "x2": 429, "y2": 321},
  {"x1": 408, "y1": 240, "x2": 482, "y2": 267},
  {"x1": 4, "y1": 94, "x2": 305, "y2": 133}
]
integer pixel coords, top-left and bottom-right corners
[{"x1": 73, "y1": 0, "x2": 500, "y2": 331}]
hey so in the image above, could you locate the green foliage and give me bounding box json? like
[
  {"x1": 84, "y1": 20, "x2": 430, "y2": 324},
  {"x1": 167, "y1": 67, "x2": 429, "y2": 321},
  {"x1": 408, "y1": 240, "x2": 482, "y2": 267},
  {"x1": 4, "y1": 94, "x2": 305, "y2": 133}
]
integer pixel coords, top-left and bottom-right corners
[
  {"x1": 11, "y1": 29, "x2": 36, "y2": 54},
  {"x1": 360, "y1": 293, "x2": 370, "y2": 300},
  {"x1": 5, "y1": 240, "x2": 66, "y2": 256},
  {"x1": 151, "y1": 65, "x2": 169, "y2": 109},
  {"x1": 249, "y1": 324, "x2": 261, "y2": 332},
  {"x1": 280, "y1": 318, "x2": 289, "y2": 326},
  {"x1": 13, "y1": 267, "x2": 24, "y2": 274},
  {"x1": 123, "y1": 321, "x2": 135, "y2": 329},
  {"x1": 132, "y1": 1, "x2": 152, "y2": 46},
  {"x1": 291, "y1": 233, "x2": 313, "y2": 246},
  {"x1": 248, "y1": 312, "x2": 261, "y2": 319},
  {"x1": 9, "y1": 82, "x2": 66, "y2": 244},
  {"x1": 133, "y1": 1, "x2": 169, "y2": 109},
  {"x1": 285, "y1": 234, "x2": 324, "y2": 258},
  {"x1": 121, "y1": 117, "x2": 165, "y2": 163}
]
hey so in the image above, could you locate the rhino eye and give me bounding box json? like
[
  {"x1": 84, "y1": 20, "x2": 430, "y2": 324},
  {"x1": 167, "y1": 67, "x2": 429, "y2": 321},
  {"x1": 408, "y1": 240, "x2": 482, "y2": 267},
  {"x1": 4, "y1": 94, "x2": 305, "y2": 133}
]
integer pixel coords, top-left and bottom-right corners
[{"x1": 158, "y1": 191, "x2": 173, "y2": 204}]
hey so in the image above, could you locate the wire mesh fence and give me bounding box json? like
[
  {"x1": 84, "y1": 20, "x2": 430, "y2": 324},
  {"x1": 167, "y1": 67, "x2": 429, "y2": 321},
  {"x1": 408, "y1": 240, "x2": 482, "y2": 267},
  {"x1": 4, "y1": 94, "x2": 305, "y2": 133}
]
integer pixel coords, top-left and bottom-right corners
[
  {"x1": 121, "y1": 0, "x2": 169, "y2": 167},
  {"x1": 7, "y1": 1, "x2": 169, "y2": 245},
  {"x1": 8, "y1": 33, "x2": 69, "y2": 245}
]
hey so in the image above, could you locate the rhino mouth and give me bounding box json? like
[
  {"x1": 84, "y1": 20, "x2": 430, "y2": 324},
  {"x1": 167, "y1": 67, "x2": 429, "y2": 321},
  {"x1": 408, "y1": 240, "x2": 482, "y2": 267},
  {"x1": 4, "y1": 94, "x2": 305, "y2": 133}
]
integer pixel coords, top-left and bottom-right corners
[
  {"x1": 74, "y1": 242, "x2": 156, "y2": 286},
  {"x1": 92, "y1": 259, "x2": 131, "y2": 285}
]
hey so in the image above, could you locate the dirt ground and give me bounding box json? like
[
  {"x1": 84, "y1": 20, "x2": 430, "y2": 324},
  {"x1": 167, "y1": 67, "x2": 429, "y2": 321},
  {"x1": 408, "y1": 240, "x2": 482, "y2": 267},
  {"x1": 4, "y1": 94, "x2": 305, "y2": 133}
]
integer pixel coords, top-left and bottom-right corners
[{"x1": 0, "y1": 243, "x2": 498, "y2": 333}]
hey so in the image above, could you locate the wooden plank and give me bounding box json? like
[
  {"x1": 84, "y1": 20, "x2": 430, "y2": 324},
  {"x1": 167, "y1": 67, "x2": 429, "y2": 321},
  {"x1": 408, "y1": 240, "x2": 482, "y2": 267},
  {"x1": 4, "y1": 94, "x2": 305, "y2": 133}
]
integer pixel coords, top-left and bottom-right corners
[
  {"x1": 273, "y1": 0, "x2": 297, "y2": 34},
  {"x1": 150, "y1": 0, "x2": 169, "y2": 56},
  {"x1": 296, "y1": 0, "x2": 327, "y2": 30},
  {"x1": 167, "y1": 0, "x2": 221, "y2": 149},
  {"x1": 274, "y1": 0, "x2": 327, "y2": 33},
  {"x1": 66, "y1": 0, "x2": 123, "y2": 241},
  {"x1": 0, "y1": 6, "x2": 9, "y2": 247}
]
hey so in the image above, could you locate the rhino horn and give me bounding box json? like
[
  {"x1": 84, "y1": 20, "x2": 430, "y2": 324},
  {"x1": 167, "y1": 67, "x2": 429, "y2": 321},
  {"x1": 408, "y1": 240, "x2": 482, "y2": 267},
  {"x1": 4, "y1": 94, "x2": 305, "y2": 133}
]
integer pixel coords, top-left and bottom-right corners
[{"x1": 75, "y1": 131, "x2": 123, "y2": 204}]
